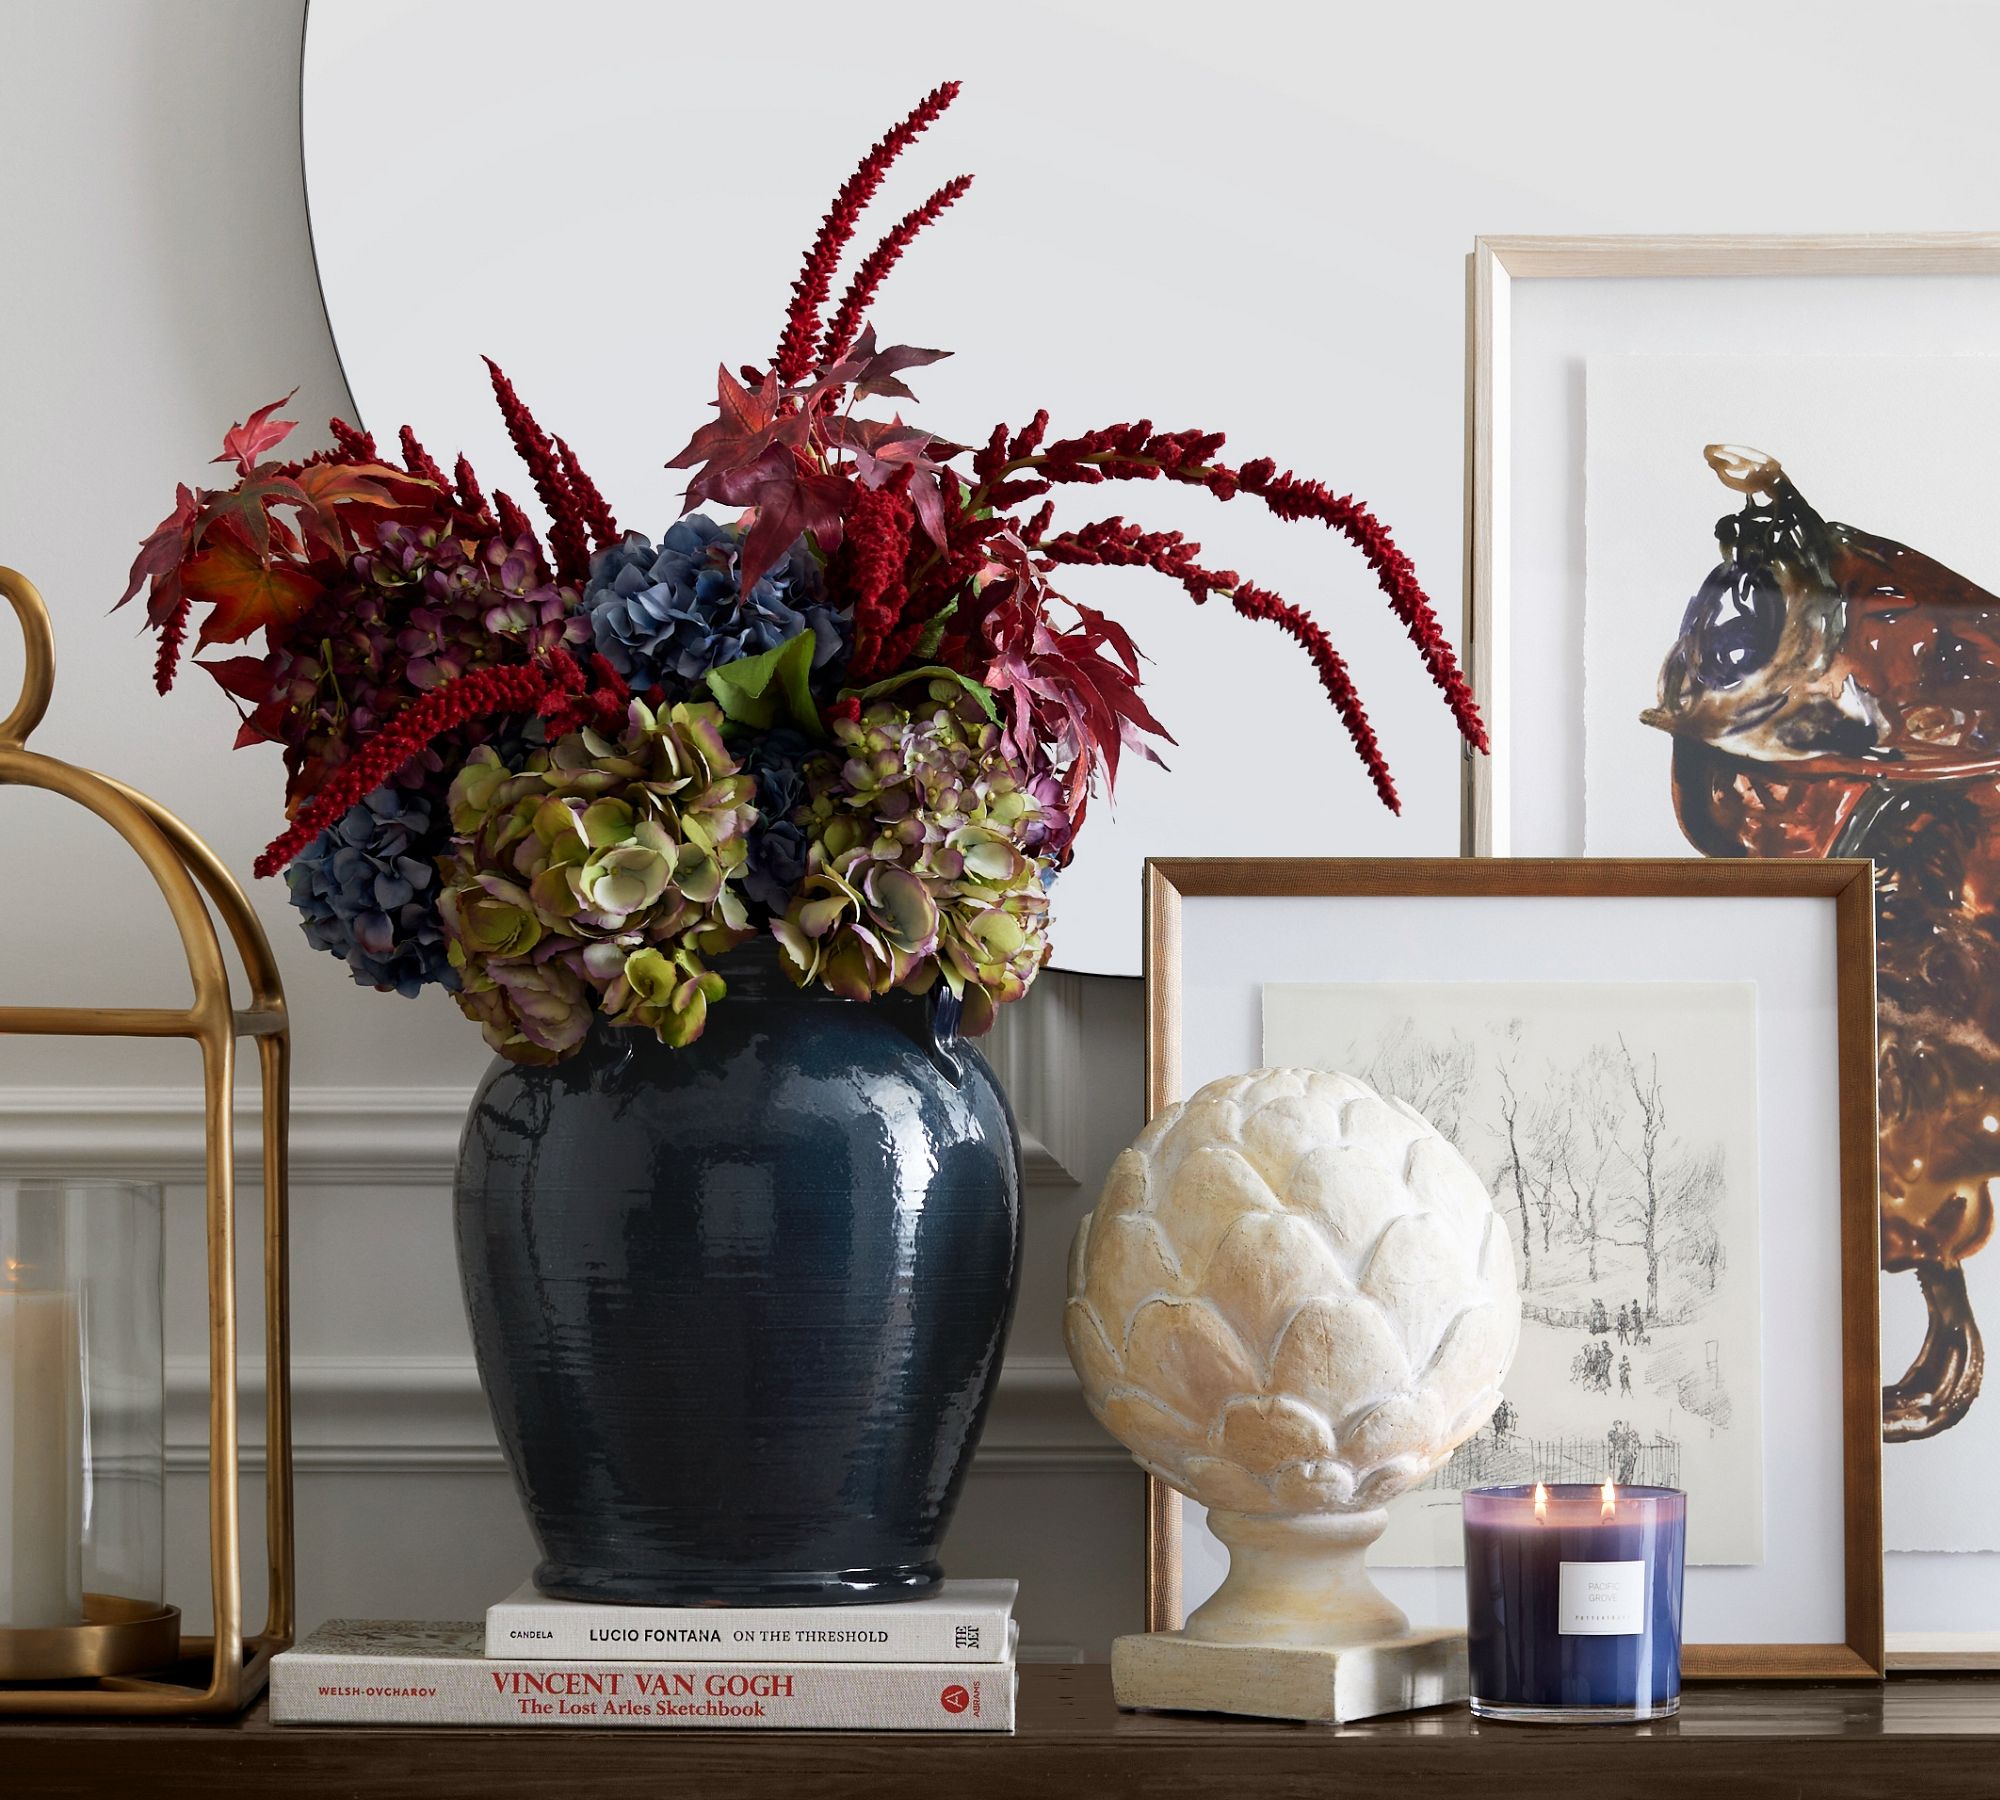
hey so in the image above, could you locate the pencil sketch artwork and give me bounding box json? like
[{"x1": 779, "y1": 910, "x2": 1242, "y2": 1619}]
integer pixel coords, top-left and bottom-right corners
[{"x1": 1262, "y1": 981, "x2": 1764, "y2": 1567}]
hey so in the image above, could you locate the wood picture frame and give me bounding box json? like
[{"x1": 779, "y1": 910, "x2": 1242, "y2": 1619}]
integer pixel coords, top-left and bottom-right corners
[{"x1": 1141, "y1": 855, "x2": 1884, "y2": 1681}]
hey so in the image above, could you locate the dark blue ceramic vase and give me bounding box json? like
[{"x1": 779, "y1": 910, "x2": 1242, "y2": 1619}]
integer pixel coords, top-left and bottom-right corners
[{"x1": 453, "y1": 941, "x2": 1023, "y2": 1606}]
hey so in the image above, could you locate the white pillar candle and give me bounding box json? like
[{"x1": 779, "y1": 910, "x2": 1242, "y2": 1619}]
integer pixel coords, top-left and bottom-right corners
[{"x1": 0, "y1": 1286, "x2": 84, "y2": 1627}]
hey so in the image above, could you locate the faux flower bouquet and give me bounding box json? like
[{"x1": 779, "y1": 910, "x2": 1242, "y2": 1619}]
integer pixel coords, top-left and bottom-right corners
[{"x1": 123, "y1": 81, "x2": 1485, "y2": 1065}]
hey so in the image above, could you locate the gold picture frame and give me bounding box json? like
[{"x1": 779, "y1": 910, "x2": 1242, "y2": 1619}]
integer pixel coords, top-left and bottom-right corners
[{"x1": 1141, "y1": 855, "x2": 1884, "y2": 1681}]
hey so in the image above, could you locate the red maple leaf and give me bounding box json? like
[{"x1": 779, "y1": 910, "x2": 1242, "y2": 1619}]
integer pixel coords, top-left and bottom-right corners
[
  {"x1": 666, "y1": 366, "x2": 809, "y2": 511},
  {"x1": 290, "y1": 459, "x2": 429, "y2": 554},
  {"x1": 822, "y1": 414, "x2": 963, "y2": 546},
  {"x1": 213, "y1": 390, "x2": 300, "y2": 477},
  {"x1": 704, "y1": 447, "x2": 853, "y2": 592},
  {"x1": 180, "y1": 526, "x2": 323, "y2": 649},
  {"x1": 118, "y1": 484, "x2": 202, "y2": 625},
  {"x1": 196, "y1": 654, "x2": 278, "y2": 703},
  {"x1": 811, "y1": 325, "x2": 952, "y2": 405},
  {"x1": 193, "y1": 476, "x2": 310, "y2": 562}
]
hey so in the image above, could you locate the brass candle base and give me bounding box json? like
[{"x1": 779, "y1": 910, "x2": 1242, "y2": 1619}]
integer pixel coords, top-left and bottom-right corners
[{"x1": 0, "y1": 1595, "x2": 182, "y2": 1682}]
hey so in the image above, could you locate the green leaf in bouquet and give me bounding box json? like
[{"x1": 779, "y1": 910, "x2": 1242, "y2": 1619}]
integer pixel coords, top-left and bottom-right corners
[
  {"x1": 913, "y1": 599, "x2": 958, "y2": 662},
  {"x1": 704, "y1": 630, "x2": 823, "y2": 736},
  {"x1": 849, "y1": 663, "x2": 998, "y2": 723}
]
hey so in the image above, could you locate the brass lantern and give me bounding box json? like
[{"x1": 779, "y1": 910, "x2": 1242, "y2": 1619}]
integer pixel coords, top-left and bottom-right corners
[{"x1": 0, "y1": 567, "x2": 294, "y2": 1713}]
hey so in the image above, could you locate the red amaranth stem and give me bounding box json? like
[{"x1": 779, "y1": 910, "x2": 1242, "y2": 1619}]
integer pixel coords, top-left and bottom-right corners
[
  {"x1": 1230, "y1": 580, "x2": 1398, "y2": 812},
  {"x1": 254, "y1": 661, "x2": 554, "y2": 876},
  {"x1": 1231, "y1": 460, "x2": 1486, "y2": 752},
  {"x1": 398, "y1": 427, "x2": 449, "y2": 493},
  {"x1": 773, "y1": 80, "x2": 962, "y2": 384},
  {"x1": 483, "y1": 359, "x2": 591, "y2": 587},
  {"x1": 970, "y1": 429, "x2": 1487, "y2": 753},
  {"x1": 555, "y1": 436, "x2": 620, "y2": 554},
  {"x1": 822, "y1": 173, "x2": 975, "y2": 363},
  {"x1": 837, "y1": 481, "x2": 916, "y2": 683},
  {"x1": 328, "y1": 419, "x2": 378, "y2": 462},
  {"x1": 453, "y1": 454, "x2": 493, "y2": 527},
  {"x1": 494, "y1": 491, "x2": 537, "y2": 549},
  {"x1": 153, "y1": 595, "x2": 190, "y2": 695},
  {"x1": 1040, "y1": 518, "x2": 1399, "y2": 810}
]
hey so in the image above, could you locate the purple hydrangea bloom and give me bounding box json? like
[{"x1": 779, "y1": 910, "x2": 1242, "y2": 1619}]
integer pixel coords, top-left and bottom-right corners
[
  {"x1": 286, "y1": 785, "x2": 455, "y2": 998},
  {"x1": 583, "y1": 516, "x2": 848, "y2": 695}
]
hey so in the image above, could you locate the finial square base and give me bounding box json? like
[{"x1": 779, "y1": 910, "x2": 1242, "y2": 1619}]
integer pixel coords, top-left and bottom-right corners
[{"x1": 1111, "y1": 1627, "x2": 1468, "y2": 1724}]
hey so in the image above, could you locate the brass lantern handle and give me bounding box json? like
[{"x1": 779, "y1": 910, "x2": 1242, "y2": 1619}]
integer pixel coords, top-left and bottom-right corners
[{"x1": 0, "y1": 565, "x2": 54, "y2": 749}]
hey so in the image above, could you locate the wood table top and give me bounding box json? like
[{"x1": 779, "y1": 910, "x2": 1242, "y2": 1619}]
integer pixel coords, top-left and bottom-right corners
[{"x1": 8, "y1": 1663, "x2": 2000, "y2": 1798}]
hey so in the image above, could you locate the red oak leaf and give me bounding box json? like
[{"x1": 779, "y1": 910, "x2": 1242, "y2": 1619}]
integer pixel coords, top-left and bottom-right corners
[
  {"x1": 214, "y1": 390, "x2": 300, "y2": 477},
  {"x1": 966, "y1": 559, "x2": 1172, "y2": 817},
  {"x1": 180, "y1": 527, "x2": 323, "y2": 649}
]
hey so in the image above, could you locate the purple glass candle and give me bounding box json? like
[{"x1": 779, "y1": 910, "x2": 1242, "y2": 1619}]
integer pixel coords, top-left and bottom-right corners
[{"x1": 1463, "y1": 1483, "x2": 1685, "y2": 1722}]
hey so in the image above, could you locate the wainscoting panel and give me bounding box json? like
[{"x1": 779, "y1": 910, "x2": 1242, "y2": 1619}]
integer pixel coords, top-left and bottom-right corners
[{"x1": 4, "y1": 972, "x2": 1148, "y2": 1659}]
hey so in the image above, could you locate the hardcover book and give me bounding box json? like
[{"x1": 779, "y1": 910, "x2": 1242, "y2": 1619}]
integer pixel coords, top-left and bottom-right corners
[
  {"x1": 270, "y1": 1621, "x2": 1018, "y2": 1731},
  {"x1": 485, "y1": 1577, "x2": 1018, "y2": 1664}
]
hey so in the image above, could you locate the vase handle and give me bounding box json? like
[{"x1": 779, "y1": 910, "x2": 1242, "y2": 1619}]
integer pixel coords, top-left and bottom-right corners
[{"x1": 922, "y1": 986, "x2": 967, "y2": 1088}]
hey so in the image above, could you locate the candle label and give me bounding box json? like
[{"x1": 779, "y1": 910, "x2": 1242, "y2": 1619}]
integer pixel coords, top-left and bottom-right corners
[{"x1": 1557, "y1": 1560, "x2": 1646, "y2": 1635}]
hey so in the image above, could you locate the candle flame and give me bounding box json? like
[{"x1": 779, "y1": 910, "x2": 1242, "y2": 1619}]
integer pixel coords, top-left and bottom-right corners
[
  {"x1": 1533, "y1": 1481, "x2": 1548, "y2": 1521},
  {"x1": 1601, "y1": 1480, "x2": 1617, "y2": 1520}
]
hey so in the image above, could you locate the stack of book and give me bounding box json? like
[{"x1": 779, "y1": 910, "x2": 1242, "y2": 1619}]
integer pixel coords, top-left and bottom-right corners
[{"x1": 270, "y1": 1578, "x2": 1020, "y2": 1731}]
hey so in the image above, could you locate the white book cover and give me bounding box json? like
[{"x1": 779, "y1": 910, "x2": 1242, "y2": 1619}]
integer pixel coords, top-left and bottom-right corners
[
  {"x1": 271, "y1": 1620, "x2": 1017, "y2": 1731},
  {"x1": 485, "y1": 1577, "x2": 1018, "y2": 1664}
]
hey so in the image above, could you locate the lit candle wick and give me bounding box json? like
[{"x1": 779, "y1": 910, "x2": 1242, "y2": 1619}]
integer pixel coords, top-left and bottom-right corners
[
  {"x1": 1533, "y1": 1481, "x2": 1548, "y2": 1522},
  {"x1": 1601, "y1": 1480, "x2": 1617, "y2": 1520}
]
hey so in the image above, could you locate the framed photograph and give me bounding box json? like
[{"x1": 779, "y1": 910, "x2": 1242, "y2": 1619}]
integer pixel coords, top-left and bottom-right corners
[
  {"x1": 1465, "y1": 233, "x2": 2000, "y2": 1661},
  {"x1": 1143, "y1": 856, "x2": 1883, "y2": 1680}
]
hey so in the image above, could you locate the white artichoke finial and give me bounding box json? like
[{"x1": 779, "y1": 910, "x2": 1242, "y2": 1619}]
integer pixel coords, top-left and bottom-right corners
[{"x1": 1066, "y1": 1066, "x2": 1521, "y2": 1650}]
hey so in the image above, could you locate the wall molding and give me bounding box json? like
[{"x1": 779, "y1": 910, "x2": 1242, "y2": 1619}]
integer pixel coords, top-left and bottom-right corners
[
  {"x1": 0, "y1": 1083, "x2": 1073, "y2": 1187},
  {"x1": 163, "y1": 1354, "x2": 1128, "y2": 1479},
  {"x1": 983, "y1": 970, "x2": 1087, "y2": 1186}
]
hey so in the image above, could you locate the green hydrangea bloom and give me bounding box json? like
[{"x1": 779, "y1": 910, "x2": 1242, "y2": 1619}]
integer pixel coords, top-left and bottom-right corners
[
  {"x1": 773, "y1": 684, "x2": 1052, "y2": 1033},
  {"x1": 438, "y1": 698, "x2": 755, "y2": 1063}
]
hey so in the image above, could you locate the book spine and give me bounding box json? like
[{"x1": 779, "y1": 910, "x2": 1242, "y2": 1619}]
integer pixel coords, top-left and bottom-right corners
[
  {"x1": 272, "y1": 1654, "x2": 1015, "y2": 1731},
  {"x1": 484, "y1": 1606, "x2": 1010, "y2": 1664}
]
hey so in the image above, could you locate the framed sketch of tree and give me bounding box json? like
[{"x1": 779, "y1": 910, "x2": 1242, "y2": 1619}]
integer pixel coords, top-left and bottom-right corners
[
  {"x1": 1142, "y1": 857, "x2": 1882, "y2": 1679},
  {"x1": 1463, "y1": 234, "x2": 2000, "y2": 1659}
]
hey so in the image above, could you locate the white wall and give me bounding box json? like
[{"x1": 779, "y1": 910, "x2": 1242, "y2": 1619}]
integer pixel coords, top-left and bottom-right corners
[{"x1": 11, "y1": 0, "x2": 2000, "y2": 1659}]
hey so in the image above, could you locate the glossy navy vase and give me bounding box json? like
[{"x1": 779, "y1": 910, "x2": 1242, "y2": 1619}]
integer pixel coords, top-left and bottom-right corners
[{"x1": 454, "y1": 941, "x2": 1023, "y2": 1606}]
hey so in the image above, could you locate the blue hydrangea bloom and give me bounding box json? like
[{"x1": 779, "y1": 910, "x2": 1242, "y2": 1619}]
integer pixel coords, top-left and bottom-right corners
[
  {"x1": 286, "y1": 785, "x2": 455, "y2": 998},
  {"x1": 741, "y1": 727, "x2": 818, "y2": 912},
  {"x1": 583, "y1": 516, "x2": 848, "y2": 695}
]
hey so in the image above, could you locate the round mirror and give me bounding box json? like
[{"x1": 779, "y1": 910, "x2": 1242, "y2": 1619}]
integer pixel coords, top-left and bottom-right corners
[{"x1": 302, "y1": 0, "x2": 1467, "y2": 975}]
